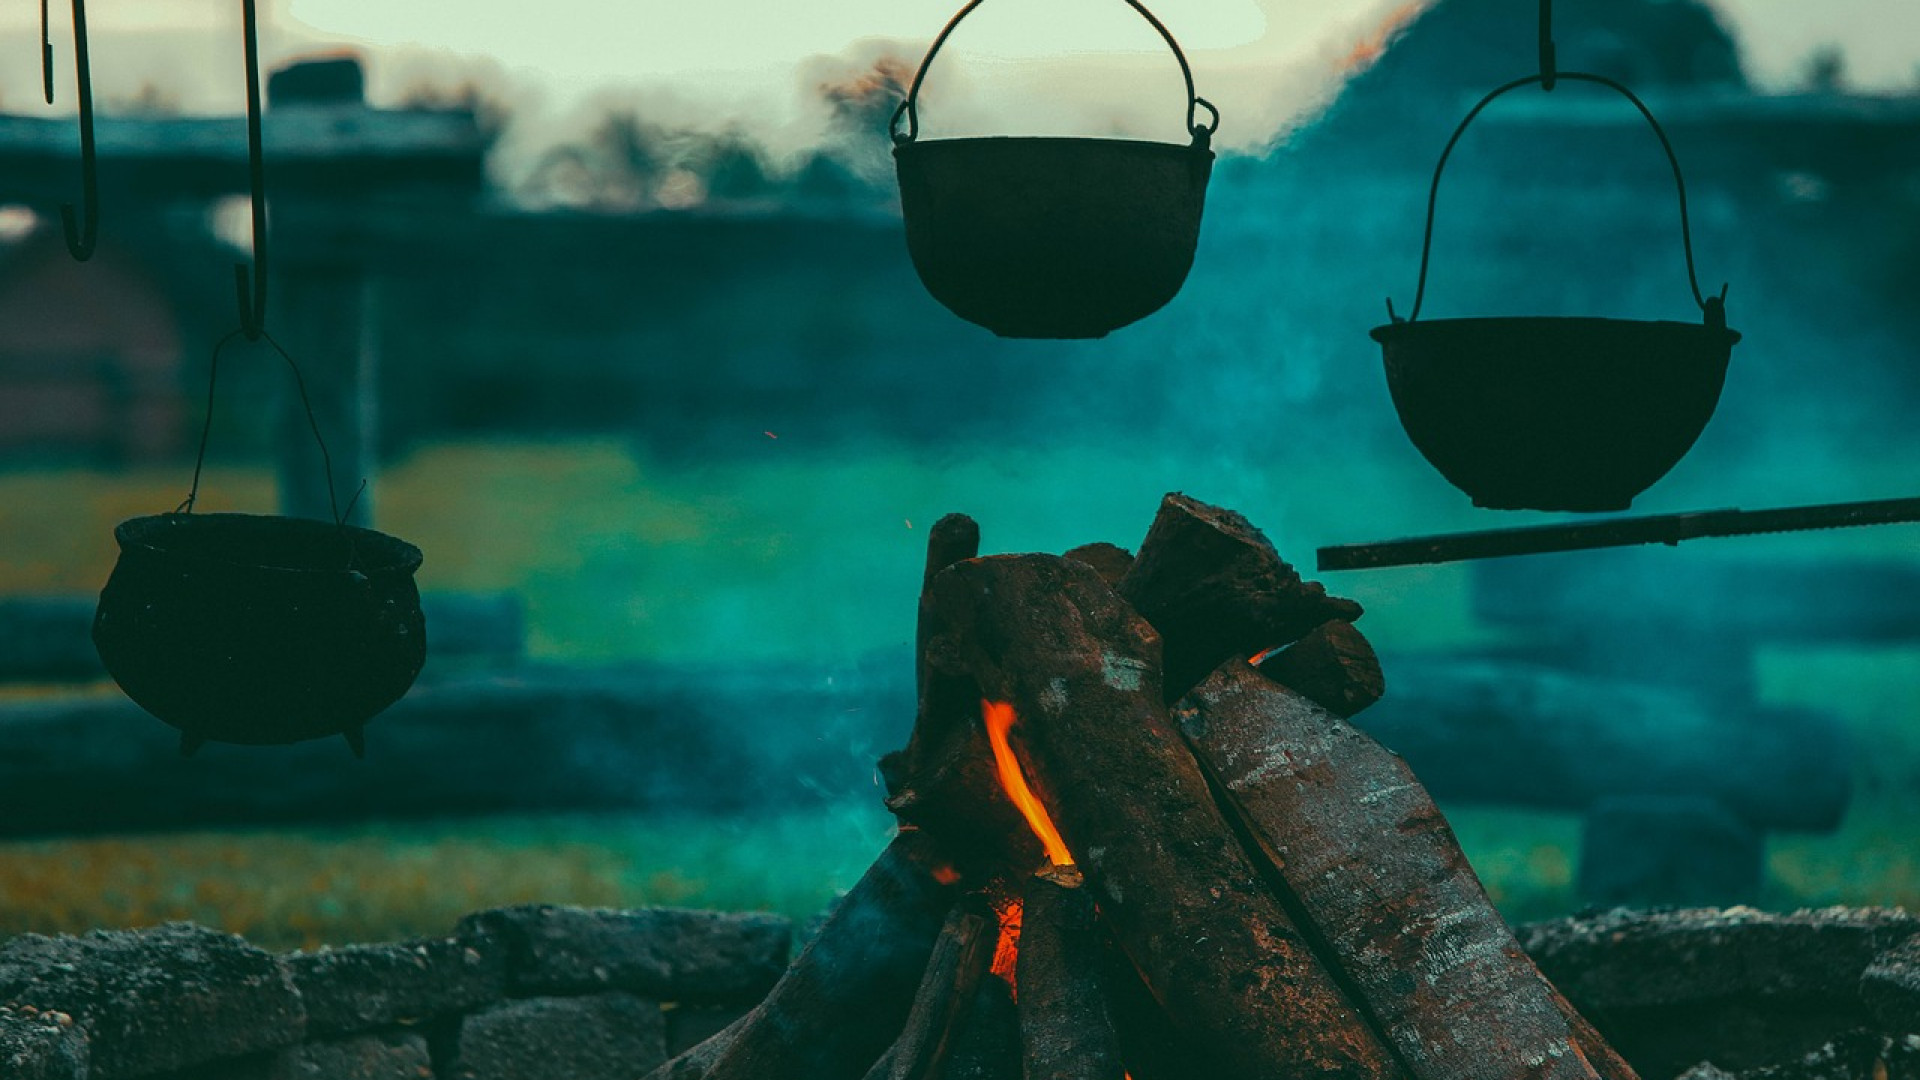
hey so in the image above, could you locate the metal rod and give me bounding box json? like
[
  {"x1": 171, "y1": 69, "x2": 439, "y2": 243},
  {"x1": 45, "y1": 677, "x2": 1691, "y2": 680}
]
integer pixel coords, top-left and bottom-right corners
[
  {"x1": 1317, "y1": 496, "x2": 1920, "y2": 572},
  {"x1": 58, "y1": 0, "x2": 97, "y2": 261},
  {"x1": 234, "y1": 0, "x2": 268, "y2": 340}
]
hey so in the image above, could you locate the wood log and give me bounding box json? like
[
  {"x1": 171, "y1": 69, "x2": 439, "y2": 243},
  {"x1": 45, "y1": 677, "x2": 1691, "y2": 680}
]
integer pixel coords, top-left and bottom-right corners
[
  {"x1": 0, "y1": 658, "x2": 910, "y2": 837},
  {"x1": 1099, "y1": 935, "x2": 1221, "y2": 1080},
  {"x1": 919, "y1": 553, "x2": 1404, "y2": 1080},
  {"x1": 943, "y1": 975, "x2": 1021, "y2": 1080},
  {"x1": 884, "y1": 514, "x2": 1045, "y2": 877},
  {"x1": 1174, "y1": 659, "x2": 1628, "y2": 1080},
  {"x1": 1254, "y1": 619, "x2": 1384, "y2": 718},
  {"x1": 1016, "y1": 870, "x2": 1125, "y2": 1080},
  {"x1": 1118, "y1": 493, "x2": 1362, "y2": 702},
  {"x1": 646, "y1": 830, "x2": 962, "y2": 1080},
  {"x1": 860, "y1": 898, "x2": 995, "y2": 1080},
  {"x1": 1062, "y1": 542, "x2": 1134, "y2": 587}
]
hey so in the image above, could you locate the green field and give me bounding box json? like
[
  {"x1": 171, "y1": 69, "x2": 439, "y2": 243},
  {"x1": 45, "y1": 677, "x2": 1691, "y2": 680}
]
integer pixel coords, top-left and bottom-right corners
[{"x1": 0, "y1": 438, "x2": 1914, "y2": 949}]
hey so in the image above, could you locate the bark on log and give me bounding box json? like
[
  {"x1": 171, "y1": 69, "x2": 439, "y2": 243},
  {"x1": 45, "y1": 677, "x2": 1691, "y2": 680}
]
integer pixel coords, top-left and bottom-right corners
[
  {"x1": 920, "y1": 553, "x2": 1403, "y2": 1080},
  {"x1": 1255, "y1": 619, "x2": 1384, "y2": 718},
  {"x1": 1174, "y1": 660, "x2": 1627, "y2": 1080},
  {"x1": 1063, "y1": 543, "x2": 1134, "y2": 587},
  {"x1": 1017, "y1": 872, "x2": 1125, "y2": 1080},
  {"x1": 885, "y1": 514, "x2": 1045, "y2": 877},
  {"x1": 646, "y1": 830, "x2": 962, "y2": 1080},
  {"x1": 861, "y1": 898, "x2": 995, "y2": 1080},
  {"x1": 1118, "y1": 493, "x2": 1362, "y2": 702}
]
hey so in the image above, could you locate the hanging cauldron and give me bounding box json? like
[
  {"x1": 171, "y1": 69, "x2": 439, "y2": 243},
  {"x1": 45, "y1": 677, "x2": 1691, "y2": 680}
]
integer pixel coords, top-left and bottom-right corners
[
  {"x1": 1374, "y1": 72, "x2": 1739, "y2": 513},
  {"x1": 891, "y1": 0, "x2": 1218, "y2": 339},
  {"x1": 93, "y1": 513, "x2": 425, "y2": 756}
]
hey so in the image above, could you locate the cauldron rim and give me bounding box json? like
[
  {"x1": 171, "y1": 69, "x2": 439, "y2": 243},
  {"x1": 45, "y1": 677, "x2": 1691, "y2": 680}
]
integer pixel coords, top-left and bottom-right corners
[
  {"x1": 893, "y1": 133, "x2": 1215, "y2": 159},
  {"x1": 112, "y1": 512, "x2": 423, "y2": 577},
  {"x1": 1370, "y1": 315, "x2": 1743, "y2": 346}
]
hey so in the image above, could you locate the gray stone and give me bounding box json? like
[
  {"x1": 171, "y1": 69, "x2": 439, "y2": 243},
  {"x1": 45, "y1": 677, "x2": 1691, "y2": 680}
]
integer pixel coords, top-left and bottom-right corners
[
  {"x1": 154, "y1": 1031, "x2": 434, "y2": 1080},
  {"x1": 449, "y1": 993, "x2": 667, "y2": 1080},
  {"x1": 1863, "y1": 936, "x2": 1920, "y2": 1034},
  {"x1": 1578, "y1": 795, "x2": 1763, "y2": 908},
  {"x1": 456, "y1": 905, "x2": 789, "y2": 1002},
  {"x1": 0, "y1": 1003, "x2": 88, "y2": 1080},
  {"x1": 1518, "y1": 906, "x2": 1920, "y2": 1010},
  {"x1": 288, "y1": 934, "x2": 508, "y2": 1035},
  {"x1": 0, "y1": 922, "x2": 305, "y2": 1080}
]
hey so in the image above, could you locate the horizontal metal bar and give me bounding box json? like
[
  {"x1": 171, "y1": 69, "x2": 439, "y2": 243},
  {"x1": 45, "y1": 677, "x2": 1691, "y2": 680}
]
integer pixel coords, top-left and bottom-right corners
[{"x1": 1317, "y1": 495, "x2": 1920, "y2": 572}]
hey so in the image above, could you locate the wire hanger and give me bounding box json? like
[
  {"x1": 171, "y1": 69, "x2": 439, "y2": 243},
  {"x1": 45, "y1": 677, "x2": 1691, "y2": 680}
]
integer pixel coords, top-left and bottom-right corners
[{"x1": 41, "y1": 0, "x2": 99, "y2": 261}]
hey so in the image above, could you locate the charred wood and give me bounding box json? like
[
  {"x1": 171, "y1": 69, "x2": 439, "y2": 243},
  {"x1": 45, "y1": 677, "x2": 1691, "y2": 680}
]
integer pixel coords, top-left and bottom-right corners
[
  {"x1": 1016, "y1": 871, "x2": 1125, "y2": 1080},
  {"x1": 1062, "y1": 542, "x2": 1134, "y2": 587},
  {"x1": 648, "y1": 831, "x2": 962, "y2": 1080},
  {"x1": 860, "y1": 898, "x2": 995, "y2": 1080},
  {"x1": 1175, "y1": 660, "x2": 1624, "y2": 1080},
  {"x1": 1118, "y1": 493, "x2": 1362, "y2": 702},
  {"x1": 944, "y1": 975, "x2": 1021, "y2": 1080},
  {"x1": 919, "y1": 553, "x2": 1403, "y2": 1080},
  {"x1": 1254, "y1": 619, "x2": 1384, "y2": 718}
]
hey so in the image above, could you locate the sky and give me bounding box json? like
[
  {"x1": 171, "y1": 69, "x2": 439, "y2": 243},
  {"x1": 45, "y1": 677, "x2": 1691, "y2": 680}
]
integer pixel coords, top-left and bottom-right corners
[{"x1": 1, "y1": 0, "x2": 1916, "y2": 156}]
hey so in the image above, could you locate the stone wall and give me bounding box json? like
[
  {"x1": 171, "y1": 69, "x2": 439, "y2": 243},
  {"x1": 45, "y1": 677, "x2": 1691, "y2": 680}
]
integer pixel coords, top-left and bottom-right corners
[
  {"x1": 2, "y1": 903, "x2": 1918, "y2": 1080},
  {"x1": 0, "y1": 905, "x2": 789, "y2": 1080}
]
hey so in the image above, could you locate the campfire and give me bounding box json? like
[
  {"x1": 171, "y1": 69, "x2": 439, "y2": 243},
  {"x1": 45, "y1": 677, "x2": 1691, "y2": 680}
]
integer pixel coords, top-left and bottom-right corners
[{"x1": 646, "y1": 494, "x2": 1637, "y2": 1080}]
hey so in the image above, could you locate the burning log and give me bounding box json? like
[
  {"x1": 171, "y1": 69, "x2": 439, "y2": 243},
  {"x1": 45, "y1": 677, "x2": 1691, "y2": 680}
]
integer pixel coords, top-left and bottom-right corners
[
  {"x1": 1253, "y1": 618, "x2": 1385, "y2": 718},
  {"x1": 861, "y1": 898, "x2": 996, "y2": 1080},
  {"x1": 1118, "y1": 493, "x2": 1363, "y2": 701},
  {"x1": 1174, "y1": 659, "x2": 1632, "y2": 1080},
  {"x1": 944, "y1": 975, "x2": 1021, "y2": 1080},
  {"x1": 1015, "y1": 868, "x2": 1125, "y2": 1080},
  {"x1": 917, "y1": 553, "x2": 1404, "y2": 1080},
  {"x1": 644, "y1": 831, "x2": 962, "y2": 1080}
]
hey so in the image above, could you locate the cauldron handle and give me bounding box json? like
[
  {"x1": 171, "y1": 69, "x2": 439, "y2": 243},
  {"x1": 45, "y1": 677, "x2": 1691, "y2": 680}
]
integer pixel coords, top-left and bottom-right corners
[
  {"x1": 1387, "y1": 72, "x2": 1728, "y2": 328},
  {"x1": 174, "y1": 330, "x2": 349, "y2": 529},
  {"x1": 889, "y1": 0, "x2": 1219, "y2": 148}
]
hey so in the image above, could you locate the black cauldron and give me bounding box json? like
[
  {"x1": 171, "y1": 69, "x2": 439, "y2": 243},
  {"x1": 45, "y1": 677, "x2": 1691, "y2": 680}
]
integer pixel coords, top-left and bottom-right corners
[
  {"x1": 1377, "y1": 70, "x2": 1739, "y2": 511},
  {"x1": 93, "y1": 513, "x2": 425, "y2": 754},
  {"x1": 1374, "y1": 317, "x2": 1738, "y2": 512},
  {"x1": 890, "y1": 0, "x2": 1218, "y2": 339}
]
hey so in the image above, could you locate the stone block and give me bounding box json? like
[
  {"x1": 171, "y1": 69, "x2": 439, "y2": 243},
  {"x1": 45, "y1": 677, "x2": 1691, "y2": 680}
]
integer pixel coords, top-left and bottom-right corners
[
  {"x1": 288, "y1": 934, "x2": 508, "y2": 1036},
  {"x1": 0, "y1": 922, "x2": 304, "y2": 1079},
  {"x1": 456, "y1": 905, "x2": 789, "y2": 1002},
  {"x1": 448, "y1": 993, "x2": 666, "y2": 1080}
]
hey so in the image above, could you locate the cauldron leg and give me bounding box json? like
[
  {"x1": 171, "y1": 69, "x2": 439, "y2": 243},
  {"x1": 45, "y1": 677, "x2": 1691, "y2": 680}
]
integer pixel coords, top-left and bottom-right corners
[
  {"x1": 179, "y1": 731, "x2": 206, "y2": 757},
  {"x1": 343, "y1": 726, "x2": 365, "y2": 758}
]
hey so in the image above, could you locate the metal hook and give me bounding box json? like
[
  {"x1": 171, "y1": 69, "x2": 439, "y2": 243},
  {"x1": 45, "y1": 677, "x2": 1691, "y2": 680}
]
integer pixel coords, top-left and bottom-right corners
[
  {"x1": 54, "y1": 0, "x2": 99, "y2": 261},
  {"x1": 40, "y1": 0, "x2": 54, "y2": 104},
  {"x1": 234, "y1": 0, "x2": 269, "y2": 340}
]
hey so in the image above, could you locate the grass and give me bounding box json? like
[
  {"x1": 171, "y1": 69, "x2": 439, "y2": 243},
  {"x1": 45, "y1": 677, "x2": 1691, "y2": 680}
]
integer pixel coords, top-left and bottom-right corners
[{"x1": 0, "y1": 438, "x2": 1913, "y2": 947}]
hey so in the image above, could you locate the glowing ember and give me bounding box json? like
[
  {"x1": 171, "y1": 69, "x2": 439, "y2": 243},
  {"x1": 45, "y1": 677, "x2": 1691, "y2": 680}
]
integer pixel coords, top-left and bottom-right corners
[
  {"x1": 990, "y1": 895, "x2": 1023, "y2": 991},
  {"x1": 982, "y1": 700, "x2": 1074, "y2": 868},
  {"x1": 1248, "y1": 646, "x2": 1282, "y2": 666},
  {"x1": 931, "y1": 863, "x2": 962, "y2": 886}
]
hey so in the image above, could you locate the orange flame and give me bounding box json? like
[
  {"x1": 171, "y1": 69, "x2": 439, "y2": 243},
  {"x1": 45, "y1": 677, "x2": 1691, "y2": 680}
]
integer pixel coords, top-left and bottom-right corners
[
  {"x1": 990, "y1": 895, "x2": 1023, "y2": 991},
  {"x1": 982, "y1": 700, "x2": 1074, "y2": 868}
]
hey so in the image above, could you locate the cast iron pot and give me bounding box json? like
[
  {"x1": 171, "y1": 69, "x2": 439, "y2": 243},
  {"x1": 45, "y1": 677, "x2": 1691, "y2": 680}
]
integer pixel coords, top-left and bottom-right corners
[
  {"x1": 93, "y1": 513, "x2": 426, "y2": 755},
  {"x1": 1377, "y1": 70, "x2": 1739, "y2": 511},
  {"x1": 1374, "y1": 317, "x2": 1738, "y2": 512},
  {"x1": 890, "y1": 0, "x2": 1218, "y2": 339}
]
